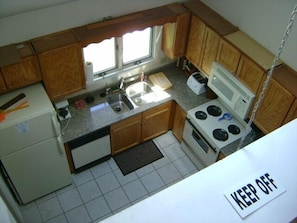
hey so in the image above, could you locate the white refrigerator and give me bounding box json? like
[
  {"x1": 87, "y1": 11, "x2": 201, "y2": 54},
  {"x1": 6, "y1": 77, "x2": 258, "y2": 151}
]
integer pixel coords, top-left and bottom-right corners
[{"x1": 0, "y1": 83, "x2": 72, "y2": 205}]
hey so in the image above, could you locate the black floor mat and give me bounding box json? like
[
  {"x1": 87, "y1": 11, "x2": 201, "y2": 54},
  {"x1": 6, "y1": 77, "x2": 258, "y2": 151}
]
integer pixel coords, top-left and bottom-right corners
[{"x1": 113, "y1": 140, "x2": 164, "y2": 175}]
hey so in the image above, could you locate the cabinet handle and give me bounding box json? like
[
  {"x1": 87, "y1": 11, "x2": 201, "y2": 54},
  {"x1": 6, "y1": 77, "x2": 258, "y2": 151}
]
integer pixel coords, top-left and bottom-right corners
[
  {"x1": 57, "y1": 136, "x2": 65, "y2": 155},
  {"x1": 51, "y1": 112, "x2": 61, "y2": 136}
]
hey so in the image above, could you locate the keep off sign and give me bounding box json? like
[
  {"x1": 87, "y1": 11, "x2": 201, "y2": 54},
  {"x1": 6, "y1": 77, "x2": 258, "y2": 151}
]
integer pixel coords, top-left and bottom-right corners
[{"x1": 224, "y1": 171, "x2": 286, "y2": 218}]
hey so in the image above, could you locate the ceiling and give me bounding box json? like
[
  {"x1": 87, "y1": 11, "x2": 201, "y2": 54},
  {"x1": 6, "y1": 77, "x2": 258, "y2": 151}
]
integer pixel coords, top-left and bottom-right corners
[{"x1": 0, "y1": 0, "x2": 77, "y2": 18}]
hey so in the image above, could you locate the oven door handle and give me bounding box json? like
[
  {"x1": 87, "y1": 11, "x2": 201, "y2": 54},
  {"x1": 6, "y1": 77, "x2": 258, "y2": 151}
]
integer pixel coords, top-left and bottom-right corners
[{"x1": 186, "y1": 118, "x2": 217, "y2": 153}]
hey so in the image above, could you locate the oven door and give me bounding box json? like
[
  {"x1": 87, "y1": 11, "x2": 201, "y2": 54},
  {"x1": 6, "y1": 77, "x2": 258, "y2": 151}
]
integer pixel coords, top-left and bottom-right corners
[{"x1": 181, "y1": 119, "x2": 218, "y2": 169}]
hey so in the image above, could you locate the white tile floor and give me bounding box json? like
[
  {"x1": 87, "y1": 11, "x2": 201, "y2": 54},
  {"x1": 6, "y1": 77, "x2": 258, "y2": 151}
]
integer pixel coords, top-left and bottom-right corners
[{"x1": 20, "y1": 131, "x2": 198, "y2": 223}]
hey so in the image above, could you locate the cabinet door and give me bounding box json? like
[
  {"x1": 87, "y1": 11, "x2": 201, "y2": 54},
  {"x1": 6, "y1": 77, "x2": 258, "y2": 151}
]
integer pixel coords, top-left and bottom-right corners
[
  {"x1": 254, "y1": 78, "x2": 294, "y2": 134},
  {"x1": 1, "y1": 137, "x2": 71, "y2": 204},
  {"x1": 236, "y1": 55, "x2": 265, "y2": 95},
  {"x1": 216, "y1": 39, "x2": 241, "y2": 74},
  {"x1": 38, "y1": 43, "x2": 85, "y2": 100},
  {"x1": 0, "y1": 72, "x2": 7, "y2": 94},
  {"x1": 283, "y1": 99, "x2": 297, "y2": 124},
  {"x1": 110, "y1": 114, "x2": 142, "y2": 155},
  {"x1": 142, "y1": 101, "x2": 172, "y2": 142},
  {"x1": 185, "y1": 15, "x2": 206, "y2": 69},
  {"x1": 162, "y1": 12, "x2": 190, "y2": 59},
  {"x1": 172, "y1": 102, "x2": 186, "y2": 142},
  {"x1": 200, "y1": 27, "x2": 220, "y2": 76},
  {"x1": 1, "y1": 56, "x2": 42, "y2": 90}
]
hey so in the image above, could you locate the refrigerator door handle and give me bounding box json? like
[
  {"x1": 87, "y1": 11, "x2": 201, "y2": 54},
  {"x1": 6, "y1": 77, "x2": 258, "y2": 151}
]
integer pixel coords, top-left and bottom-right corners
[
  {"x1": 51, "y1": 112, "x2": 61, "y2": 136},
  {"x1": 57, "y1": 136, "x2": 65, "y2": 155}
]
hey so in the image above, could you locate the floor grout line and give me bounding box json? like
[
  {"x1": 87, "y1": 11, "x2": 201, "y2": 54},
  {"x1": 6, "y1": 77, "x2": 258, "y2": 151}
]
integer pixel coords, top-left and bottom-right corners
[{"x1": 20, "y1": 131, "x2": 198, "y2": 223}]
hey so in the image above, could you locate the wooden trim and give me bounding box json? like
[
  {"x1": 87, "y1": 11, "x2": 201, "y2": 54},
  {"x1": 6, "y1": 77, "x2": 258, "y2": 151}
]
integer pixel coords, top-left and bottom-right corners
[
  {"x1": 64, "y1": 143, "x2": 75, "y2": 173},
  {"x1": 183, "y1": 0, "x2": 238, "y2": 36},
  {"x1": 87, "y1": 14, "x2": 143, "y2": 30},
  {"x1": 73, "y1": 3, "x2": 189, "y2": 46},
  {"x1": 31, "y1": 30, "x2": 79, "y2": 53}
]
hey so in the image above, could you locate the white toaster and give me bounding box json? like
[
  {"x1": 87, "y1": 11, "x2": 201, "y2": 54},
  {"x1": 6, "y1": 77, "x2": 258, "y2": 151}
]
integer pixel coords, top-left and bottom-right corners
[{"x1": 187, "y1": 72, "x2": 206, "y2": 95}]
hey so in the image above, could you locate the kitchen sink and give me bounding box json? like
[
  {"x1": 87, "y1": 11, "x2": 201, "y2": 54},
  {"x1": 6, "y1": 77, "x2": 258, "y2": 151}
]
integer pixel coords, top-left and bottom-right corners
[
  {"x1": 125, "y1": 82, "x2": 156, "y2": 106},
  {"x1": 107, "y1": 93, "x2": 134, "y2": 113}
]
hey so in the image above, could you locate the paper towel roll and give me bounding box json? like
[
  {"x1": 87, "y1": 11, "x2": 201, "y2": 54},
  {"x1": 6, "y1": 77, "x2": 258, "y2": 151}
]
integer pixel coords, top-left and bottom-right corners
[{"x1": 84, "y1": 62, "x2": 93, "y2": 84}]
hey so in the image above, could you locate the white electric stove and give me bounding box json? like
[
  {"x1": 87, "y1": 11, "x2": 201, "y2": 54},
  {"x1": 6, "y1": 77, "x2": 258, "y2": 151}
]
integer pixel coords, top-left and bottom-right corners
[{"x1": 182, "y1": 62, "x2": 255, "y2": 169}]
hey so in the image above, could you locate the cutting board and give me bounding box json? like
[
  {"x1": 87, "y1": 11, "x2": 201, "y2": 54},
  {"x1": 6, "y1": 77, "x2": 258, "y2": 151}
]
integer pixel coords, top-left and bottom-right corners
[{"x1": 149, "y1": 72, "x2": 172, "y2": 90}]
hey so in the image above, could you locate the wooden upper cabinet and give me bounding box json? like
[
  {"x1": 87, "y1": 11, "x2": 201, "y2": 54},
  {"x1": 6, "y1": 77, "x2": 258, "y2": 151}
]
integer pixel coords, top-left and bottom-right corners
[
  {"x1": 225, "y1": 31, "x2": 282, "y2": 71},
  {"x1": 38, "y1": 43, "x2": 85, "y2": 100},
  {"x1": 185, "y1": 15, "x2": 206, "y2": 69},
  {"x1": 1, "y1": 56, "x2": 42, "y2": 90},
  {"x1": 253, "y1": 78, "x2": 294, "y2": 134},
  {"x1": 0, "y1": 71, "x2": 7, "y2": 94},
  {"x1": 183, "y1": 0, "x2": 238, "y2": 76},
  {"x1": 200, "y1": 27, "x2": 220, "y2": 76},
  {"x1": 185, "y1": 16, "x2": 221, "y2": 77},
  {"x1": 236, "y1": 55, "x2": 265, "y2": 95},
  {"x1": 0, "y1": 42, "x2": 42, "y2": 91},
  {"x1": 216, "y1": 38, "x2": 241, "y2": 74},
  {"x1": 162, "y1": 11, "x2": 190, "y2": 60}
]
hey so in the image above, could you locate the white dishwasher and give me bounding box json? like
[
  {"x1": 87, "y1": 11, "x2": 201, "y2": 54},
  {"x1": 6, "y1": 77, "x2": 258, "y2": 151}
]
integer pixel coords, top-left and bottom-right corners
[{"x1": 67, "y1": 126, "x2": 111, "y2": 172}]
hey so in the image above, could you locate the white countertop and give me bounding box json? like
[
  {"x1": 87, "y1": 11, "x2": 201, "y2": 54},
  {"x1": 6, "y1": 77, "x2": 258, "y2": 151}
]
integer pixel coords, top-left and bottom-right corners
[{"x1": 101, "y1": 118, "x2": 297, "y2": 223}]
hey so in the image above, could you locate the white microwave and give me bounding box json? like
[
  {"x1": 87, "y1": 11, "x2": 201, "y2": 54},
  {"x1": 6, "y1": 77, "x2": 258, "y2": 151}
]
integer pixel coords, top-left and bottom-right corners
[{"x1": 208, "y1": 62, "x2": 255, "y2": 120}]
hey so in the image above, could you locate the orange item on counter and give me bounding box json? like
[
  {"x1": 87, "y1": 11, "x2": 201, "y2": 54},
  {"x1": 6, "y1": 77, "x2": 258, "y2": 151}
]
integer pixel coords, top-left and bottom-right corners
[{"x1": 0, "y1": 100, "x2": 29, "y2": 122}]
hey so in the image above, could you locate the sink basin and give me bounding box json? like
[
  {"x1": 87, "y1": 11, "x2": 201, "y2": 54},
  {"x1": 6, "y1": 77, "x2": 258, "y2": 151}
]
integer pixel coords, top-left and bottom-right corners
[
  {"x1": 125, "y1": 82, "x2": 156, "y2": 106},
  {"x1": 107, "y1": 93, "x2": 134, "y2": 113}
]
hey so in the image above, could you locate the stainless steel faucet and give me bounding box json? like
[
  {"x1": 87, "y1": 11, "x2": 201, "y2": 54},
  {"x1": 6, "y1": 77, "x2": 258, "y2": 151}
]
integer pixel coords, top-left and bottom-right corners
[
  {"x1": 119, "y1": 77, "x2": 125, "y2": 90},
  {"x1": 105, "y1": 87, "x2": 111, "y2": 95}
]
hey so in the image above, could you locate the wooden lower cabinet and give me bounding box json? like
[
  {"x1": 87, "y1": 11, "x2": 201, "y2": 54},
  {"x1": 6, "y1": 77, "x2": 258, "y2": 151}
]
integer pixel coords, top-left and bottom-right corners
[
  {"x1": 142, "y1": 101, "x2": 173, "y2": 142},
  {"x1": 110, "y1": 101, "x2": 173, "y2": 154},
  {"x1": 172, "y1": 102, "x2": 186, "y2": 142},
  {"x1": 110, "y1": 114, "x2": 142, "y2": 155}
]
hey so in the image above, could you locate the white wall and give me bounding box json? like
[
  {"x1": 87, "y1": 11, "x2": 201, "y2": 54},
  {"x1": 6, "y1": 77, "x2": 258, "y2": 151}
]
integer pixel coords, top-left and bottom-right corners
[
  {"x1": 0, "y1": 0, "x2": 296, "y2": 70},
  {"x1": 0, "y1": 0, "x2": 181, "y2": 46},
  {"x1": 202, "y1": 0, "x2": 297, "y2": 71}
]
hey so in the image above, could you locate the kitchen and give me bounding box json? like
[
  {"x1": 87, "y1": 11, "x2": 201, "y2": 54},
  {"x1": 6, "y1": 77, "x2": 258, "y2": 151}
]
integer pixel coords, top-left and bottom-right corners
[{"x1": 0, "y1": 0, "x2": 297, "y2": 223}]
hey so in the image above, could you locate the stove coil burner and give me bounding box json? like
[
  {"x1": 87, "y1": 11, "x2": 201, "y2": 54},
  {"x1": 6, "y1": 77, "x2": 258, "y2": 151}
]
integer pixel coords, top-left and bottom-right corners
[
  {"x1": 213, "y1": 128, "x2": 228, "y2": 141},
  {"x1": 207, "y1": 105, "x2": 222, "y2": 117},
  {"x1": 228, "y1": 124, "x2": 240, "y2": 135},
  {"x1": 195, "y1": 111, "x2": 207, "y2": 120}
]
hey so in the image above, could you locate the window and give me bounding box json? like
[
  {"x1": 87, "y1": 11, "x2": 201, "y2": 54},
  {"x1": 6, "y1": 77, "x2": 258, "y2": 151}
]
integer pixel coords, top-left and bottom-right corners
[
  {"x1": 122, "y1": 28, "x2": 152, "y2": 65},
  {"x1": 83, "y1": 27, "x2": 153, "y2": 78},
  {"x1": 83, "y1": 38, "x2": 116, "y2": 74}
]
